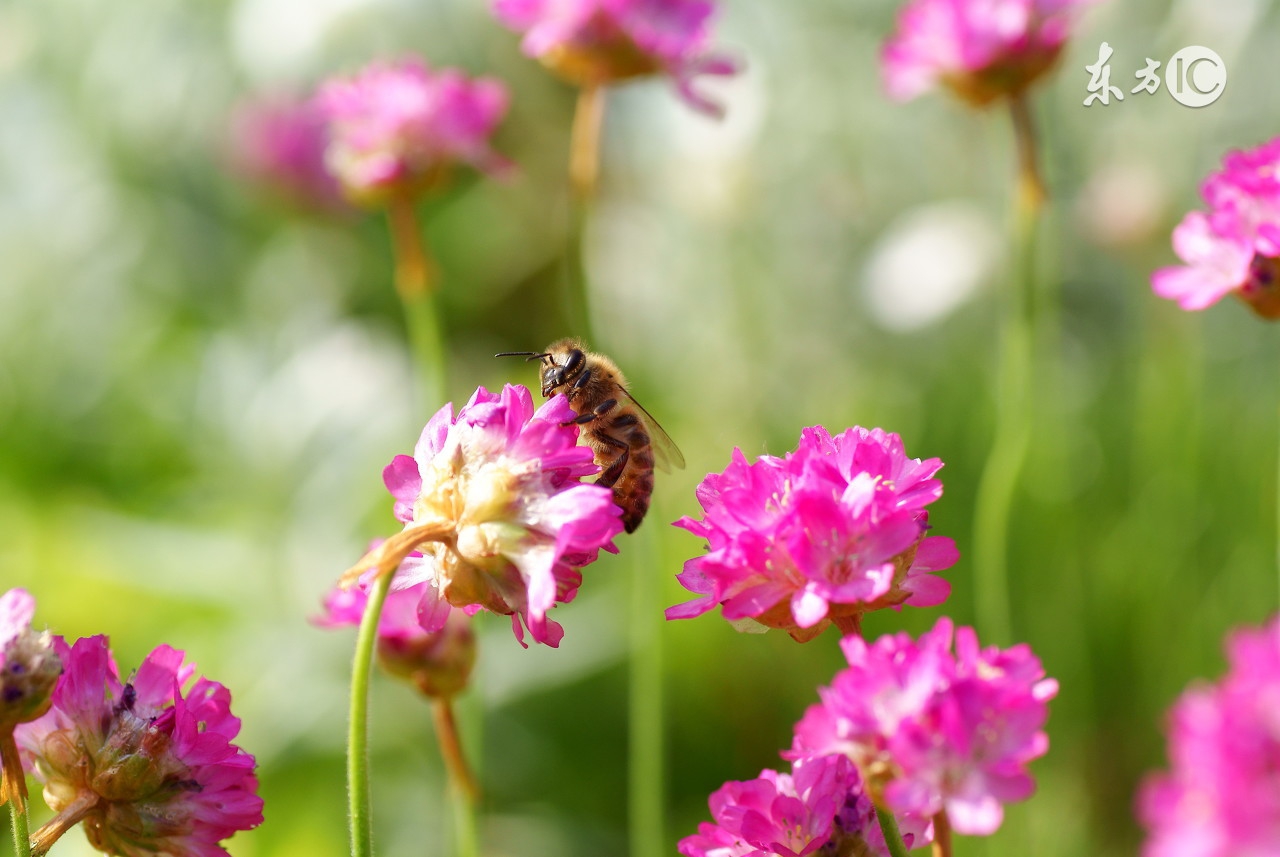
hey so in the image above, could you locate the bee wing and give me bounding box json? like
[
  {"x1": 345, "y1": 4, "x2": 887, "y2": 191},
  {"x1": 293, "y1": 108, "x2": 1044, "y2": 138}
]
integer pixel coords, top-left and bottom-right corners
[{"x1": 620, "y1": 389, "x2": 685, "y2": 473}]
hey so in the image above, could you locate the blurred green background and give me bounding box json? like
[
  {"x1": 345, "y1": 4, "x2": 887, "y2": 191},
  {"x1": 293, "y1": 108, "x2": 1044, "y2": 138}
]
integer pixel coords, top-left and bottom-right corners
[{"x1": 3, "y1": 0, "x2": 1280, "y2": 854}]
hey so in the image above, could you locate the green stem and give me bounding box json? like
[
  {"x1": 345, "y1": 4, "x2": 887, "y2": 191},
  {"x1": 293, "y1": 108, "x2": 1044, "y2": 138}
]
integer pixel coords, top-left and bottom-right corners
[
  {"x1": 388, "y1": 198, "x2": 446, "y2": 411},
  {"x1": 561, "y1": 86, "x2": 605, "y2": 338},
  {"x1": 1, "y1": 731, "x2": 30, "y2": 857},
  {"x1": 628, "y1": 525, "x2": 663, "y2": 857},
  {"x1": 972, "y1": 96, "x2": 1046, "y2": 646},
  {"x1": 348, "y1": 570, "x2": 394, "y2": 857},
  {"x1": 874, "y1": 806, "x2": 912, "y2": 857}
]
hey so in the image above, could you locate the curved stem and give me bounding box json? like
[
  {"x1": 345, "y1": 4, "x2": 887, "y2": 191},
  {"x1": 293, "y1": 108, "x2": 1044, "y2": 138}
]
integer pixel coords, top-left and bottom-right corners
[
  {"x1": 562, "y1": 86, "x2": 606, "y2": 338},
  {"x1": 2, "y1": 732, "x2": 31, "y2": 857},
  {"x1": 432, "y1": 698, "x2": 479, "y2": 803},
  {"x1": 29, "y1": 790, "x2": 99, "y2": 857},
  {"x1": 1009, "y1": 93, "x2": 1047, "y2": 214},
  {"x1": 973, "y1": 95, "x2": 1047, "y2": 646},
  {"x1": 387, "y1": 199, "x2": 446, "y2": 412},
  {"x1": 434, "y1": 698, "x2": 480, "y2": 857},
  {"x1": 930, "y1": 810, "x2": 953, "y2": 857},
  {"x1": 874, "y1": 806, "x2": 912, "y2": 857},
  {"x1": 570, "y1": 84, "x2": 605, "y2": 203},
  {"x1": 629, "y1": 526, "x2": 664, "y2": 857},
  {"x1": 348, "y1": 570, "x2": 395, "y2": 857}
]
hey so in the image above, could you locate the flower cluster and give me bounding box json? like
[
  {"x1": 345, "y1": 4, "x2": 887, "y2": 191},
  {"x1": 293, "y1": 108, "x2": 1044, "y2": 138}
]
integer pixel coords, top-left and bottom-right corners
[
  {"x1": 788, "y1": 618, "x2": 1058, "y2": 835},
  {"x1": 15, "y1": 636, "x2": 262, "y2": 857},
  {"x1": 667, "y1": 426, "x2": 958, "y2": 641},
  {"x1": 1138, "y1": 615, "x2": 1280, "y2": 856},
  {"x1": 229, "y1": 95, "x2": 345, "y2": 213},
  {"x1": 493, "y1": 0, "x2": 738, "y2": 114},
  {"x1": 679, "y1": 754, "x2": 931, "y2": 857},
  {"x1": 0, "y1": 588, "x2": 61, "y2": 730},
  {"x1": 314, "y1": 58, "x2": 510, "y2": 205},
  {"x1": 881, "y1": 0, "x2": 1090, "y2": 106},
  {"x1": 318, "y1": 563, "x2": 477, "y2": 698},
  {"x1": 1153, "y1": 137, "x2": 1280, "y2": 318},
  {"x1": 343, "y1": 384, "x2": 625, "y2": 648}
]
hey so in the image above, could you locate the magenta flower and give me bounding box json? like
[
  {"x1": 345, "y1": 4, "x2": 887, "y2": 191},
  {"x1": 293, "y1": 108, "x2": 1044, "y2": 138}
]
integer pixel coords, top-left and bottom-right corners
[
  {"x1": 678, "y1": 754, "x2": 930, "y2": 857},
  {"x1": 317, "y1": 563, "x2": 477, "y2": 698},
  {"x1": 790, "y1": 618, "x2": 1058, "y2": 835},
  {"x1": 340, "y1": 384, "x2": 625, "y2": 648},
  {"x1": 1153, "y1": 138, "x2": 1280, "y2": 319},
  {"x1": 881, "y1": 0, "x2": 1089, "y2": 106},
  {"x1": 0, "y1": 588, "x2": 61, "y2": 731},
  {"x1": 1139, "y1": 616, "x2": 1280, "y2": 856},
  {"x1": 667, "y1": 426, "x2": 958, "y2": 642},
  {"x1": 15, "y1": 636, "x2": 262, "y2": 857},
  {"x1": 228, "y1": 94, "x2": 345, "y2": 212},
  {"x1": 314, "y1": 58, "x2": 509, "y2": 205},
  {"x1": 492, "y1": 0, "x2": 738, "y2": 114}
]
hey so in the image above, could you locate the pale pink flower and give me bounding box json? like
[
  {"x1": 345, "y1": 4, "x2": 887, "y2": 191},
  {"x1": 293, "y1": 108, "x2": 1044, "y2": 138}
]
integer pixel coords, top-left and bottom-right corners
[
  {"x1": 1154, "y1": 137, "x2": 1280, "y2": 318},
  {"x1": 790, "y1": 619, "x2": 1058, "y2": 835},
  {"x1": 15, "y1": 636, "x2": 262, "y2": 857},
  {"x1": 344, "y1": 384, "x2": 624, "y2": 648},
  {"x1": 678, "y1": 755, "x2": 930, "y2": 857},
  {"x1": 492, "y1": 0, "x2": 739, "y2": 114},
  {"x1": 314, "y1": 58, "x2": 509, "y2": 205},
  {"x1": 228, "y1": 94, "x2": 345, "y2": 212},
  {"x1": 881, "y1": 0, "x2": 1090, "y2": 106},
  {"x1": 1138, "y1": 616, "x2": 1280, "y2": 856},
  {"x1": 317, "y1": 563, "x2": 477, "y2": 698},
  {"x1": 666, "y1": 426, "x2": 957, "y2": 642},
  {"x1": 0, "y1": 588, "x2": 61, "y2": 730}
]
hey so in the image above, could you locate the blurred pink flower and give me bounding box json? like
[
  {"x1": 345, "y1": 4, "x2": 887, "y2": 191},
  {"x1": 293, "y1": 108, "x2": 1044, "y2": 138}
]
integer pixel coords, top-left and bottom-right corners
[
  {"x1": 1, "y1": 589, "x2": 62, "y2": 732},
  {"x1": 881, "y1": 0, "x2": 1089, "y2": 106},
  {"x1": 790, "y1": 618, "x2": 1058, "y2": 835},
  {"x1": 343, "y1": 384, "x2": 624, "y2": 648},
  {"x1": 666, "y1": 426, "x2": 957, "y2": 642},
  {"x1": 492, "y1": 0, "x2": 739, "y2": 114},
  {"x1": 314, "y1": 58, "x2": 510, "y2": 205},
  {"x1": 317, "y1": 563, "x2": 477, "y2": 698},
  {"x1": 228, "y1": 95, "x2": 346, "y2": 212},
  {"x1": 678, "y1": 755, "x2": 930, "y2": 857},
  {"x1": 1139, "y1": 616, "x2": 1280, "y2": 856},
  {"x1": 15, "y1": 636, "x2": 262, "y2": 857},
  {"x1": 1154, "y1": 138, "x2": 1280, "y2": 319}
]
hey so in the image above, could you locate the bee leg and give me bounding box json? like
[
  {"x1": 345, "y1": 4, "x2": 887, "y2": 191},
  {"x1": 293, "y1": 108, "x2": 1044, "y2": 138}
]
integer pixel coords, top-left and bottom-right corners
[
  {"x1": 561, "y1": 399, "x2": 617, "y2": 428},
  {"x1": 593, "y1": 431, "x2": 630, "y2": 490}
]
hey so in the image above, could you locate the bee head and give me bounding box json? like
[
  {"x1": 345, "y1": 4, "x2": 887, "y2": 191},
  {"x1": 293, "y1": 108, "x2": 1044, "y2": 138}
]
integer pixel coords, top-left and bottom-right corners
[{"x1": 540, "y1": 347, "x2": 585, "y2": 398}]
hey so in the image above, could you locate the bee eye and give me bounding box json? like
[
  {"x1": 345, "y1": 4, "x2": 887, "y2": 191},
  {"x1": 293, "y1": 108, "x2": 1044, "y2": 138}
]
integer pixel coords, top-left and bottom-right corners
[{"x1": 565, "y1": 350, "x2": 584, "y2": 374}]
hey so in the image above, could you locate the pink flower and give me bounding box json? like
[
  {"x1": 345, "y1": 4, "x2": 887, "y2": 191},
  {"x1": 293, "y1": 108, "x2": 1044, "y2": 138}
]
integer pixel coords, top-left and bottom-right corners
[
  {"x1": 1138, "y1": 616, "x2": 1280, "y2": 856},
  {"x1": 790, "y1": 618, "x2": 1058, "y2": 835},
  {"x1": 228, "y1": 94, "x2": 346, "y2": 212},
  {"x1": 341, "y1": 384, "x2": 625, "y2": 648},
  {"x1": 678, "y1": 755, "x2": 930, "y2": 857},
  {"x1": 317, "y1": 562, "x2": 477, "y2": 698},
  {"x1": 666, "y1": 426, "x2": 957, "y2": 642},
  {"x1": 0, "y1": 588, "x2": 61, "y2": 730},
  {"x1": 314, "y1": 58, "x2": 509, "y2": 205},
  {"x1": 15, "y1": 636, "x2": 262, "y2": 857},
  {"x1": 881, "y1": 0, "x2": 1090, "y2": 106},
  {"x1": 1154, "y1": 137, "x2": 1280, "y2": 319},
  {"x1": 492, "y1": 0, "x2": 739, "y2": 115}
]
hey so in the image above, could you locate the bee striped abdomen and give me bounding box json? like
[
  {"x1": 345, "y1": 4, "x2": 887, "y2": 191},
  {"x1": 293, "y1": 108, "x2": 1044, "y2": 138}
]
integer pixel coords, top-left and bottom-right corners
[{"x1": 614, "y1": 425, "x2": 655, "y2": 533}]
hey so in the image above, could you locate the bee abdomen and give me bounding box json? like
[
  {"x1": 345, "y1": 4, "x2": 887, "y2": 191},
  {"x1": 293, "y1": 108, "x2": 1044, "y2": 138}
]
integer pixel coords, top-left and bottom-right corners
[{"x1": 615, "y1": 432, "x2": 655, "y2": 533}]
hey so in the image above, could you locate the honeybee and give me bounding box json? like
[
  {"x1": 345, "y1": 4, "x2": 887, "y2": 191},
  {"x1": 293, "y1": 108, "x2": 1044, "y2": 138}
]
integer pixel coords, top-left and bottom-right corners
[{"x1": 498, "y1": 338, "x2": 684, "y2": 532}]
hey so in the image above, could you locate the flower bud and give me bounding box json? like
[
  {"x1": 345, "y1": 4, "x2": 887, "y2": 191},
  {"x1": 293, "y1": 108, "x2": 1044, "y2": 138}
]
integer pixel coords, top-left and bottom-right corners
[{"x1": 0, "y1": 589, "x2": 61, "y2": 729}]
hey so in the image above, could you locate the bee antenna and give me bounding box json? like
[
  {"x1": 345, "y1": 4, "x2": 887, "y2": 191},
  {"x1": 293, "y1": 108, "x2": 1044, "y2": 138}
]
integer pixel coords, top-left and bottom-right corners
[{"x1": 494, "y1": 351, "x2": 551, "y2": 362}]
